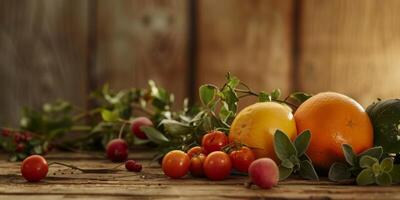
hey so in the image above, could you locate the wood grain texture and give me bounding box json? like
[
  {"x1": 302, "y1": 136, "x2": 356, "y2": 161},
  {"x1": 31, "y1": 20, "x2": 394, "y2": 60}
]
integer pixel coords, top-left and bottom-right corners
[
  {"x1": 196, "y1": 0, "x2": 293, "y2": 106},
  {"x1": 2, "y1": 151, "x2": 400, "y2": 200},
  {"x1": 298, "y1": 0, "x2": 400, "y2": 106},
  {"x1": 0, "y1": 0, "x2": 89, "y2": 125},
  {"x1": 95, "y1": 0, "x2": 189, "y2": 106}
]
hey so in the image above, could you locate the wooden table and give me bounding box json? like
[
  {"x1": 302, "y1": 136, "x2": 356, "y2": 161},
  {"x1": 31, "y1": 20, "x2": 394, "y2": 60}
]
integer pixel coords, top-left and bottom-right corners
[{"x1": 0, "y1": 150, "x2": 399, "y2": 200}]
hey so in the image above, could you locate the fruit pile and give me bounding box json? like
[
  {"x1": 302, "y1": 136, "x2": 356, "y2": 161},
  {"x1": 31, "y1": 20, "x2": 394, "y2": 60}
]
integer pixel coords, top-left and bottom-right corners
[{"x1": 4, "y1": 73, "x2": 400, "y2": 189}]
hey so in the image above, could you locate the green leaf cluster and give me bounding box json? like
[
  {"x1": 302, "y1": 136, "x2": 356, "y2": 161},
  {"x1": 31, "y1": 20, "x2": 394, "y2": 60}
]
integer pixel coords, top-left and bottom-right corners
[
  {"x1": 273, "y1": 130, "x2": 318, "y2": 181},
  {"x1": 328, "y1": 144, "x2": 400, "y2": 186},
  {"x1": 20, "y1": 100, "x2": 74, "y2": 140}
]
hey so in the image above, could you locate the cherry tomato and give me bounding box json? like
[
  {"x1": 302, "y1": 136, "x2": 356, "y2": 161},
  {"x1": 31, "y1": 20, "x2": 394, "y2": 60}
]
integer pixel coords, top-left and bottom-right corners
[
  {"x1": 106, "y1": 139, "x2": 129, "y2": 162},
  {"x1": 21, "y1": 155, "x2": 48, "y2": 182},
  {"x1": 187, "y1": 146, "x2": 205, "y2": 158},
  {"x1": 162, "y1": 150, "x2": 190, "y2": 179},
  {"x1": 229, "y1": 146, "x2": 256, "y2": 173},
  {"x1": 130, "y1": 117, "x2": 153, "y2": 139},
  {"x1": 203, "y1": 151, "x2": 232, "y2": 181},
  {"x1": 202, "y1": 131, "x2": 228, "y2": 154},
  {"x1": 190, "y1": 153, "x2": 205, "y2": 177}
]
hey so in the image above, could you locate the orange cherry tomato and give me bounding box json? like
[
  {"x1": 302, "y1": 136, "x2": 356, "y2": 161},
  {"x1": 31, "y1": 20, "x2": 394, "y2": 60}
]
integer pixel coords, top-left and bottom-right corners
[
  {"x1": 202, "y1": 131, "x2": 228, "y2": 154},
  {"x1": 203, "y1": 151, "x2": 232, "y2": 181},
  {"x1": 162, "y1": 150, "x2": 190, "y2": 179},
  {"x1": 190, "y1": 153, "x2": 206, "y2": 177},
  {"x1": 187, "y1": 146, "x2": 205, "y2": 159},
  {"x1": 229, "y1": 146, "x2": 256, "y2": 173}
]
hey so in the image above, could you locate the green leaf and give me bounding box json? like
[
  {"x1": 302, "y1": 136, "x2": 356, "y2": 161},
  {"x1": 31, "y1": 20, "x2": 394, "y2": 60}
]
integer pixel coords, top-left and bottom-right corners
[
  {"x1": 299, "y1": 160, "x2": 319, "y2": 180},
  {"x1": 279, "y1": 166, "x2": 293, "y2": 181},
  {"x1": 199, "y1": 84, "x2": 218, "y2": 107},
  {"x1": 356, "y1": 168, "x2": 375, "y2": 185},
  {"x1": 33, "y1": 145, "x2": 43, "y2": 154},
  {"x1": 273, "y1": 130, "x2": 297, "y2": 160},
  {"x1": 390, "y1": 165, "x2": 400, "y2": 184},
  {"x1": 271, "y1": 89, "x2": 281, "y2": 100},
  {"x1": 359, "y1": 155, "x2": 379, "y2": 169},
  {"x1": 219, "y1": 101, "x2": 234, "y2": 123},
  {"x1": 328, "y1": 162, "x2": 352, "y2": 182},
  {"x1": 294, "y1": 130, "x2": 311, "y2": 156},
  {"x1": 101, "y1": 109, "x2": 119, "y2": 122},
  {"x1": 289, "y1": 92, "x2": 312, "y2": 104},
  {"x1": 281, "y1": 159, "x2": 294, "y2": 169},
  {"x1": 160, "y1": 119, "x2": 191, "y2": 136},
  {"x1": 258, "y1": 91, "x2": 271, "y2": 102},
  {"x1": 141, "y1": 126, "x2": 170, "y2": 144},
  {"x1": 381, "y1": 158, "x2": 394, "y2": 172},
  {"x1": 221, "y1": 86, "x2": 239, "y2": 114},
  {"x1": 376, "y1": 172, "x2": 392, "y2": 186},
  {"x1": 133, "y1": 137, "x2": 150, "y2": 146},
  {"x1": 358, "y1": 146, "x2": 383, "y2": 160},
  {"x1": 225, "y1": 73, "x2": 240, "y2": 88},
  {"x1": 342, "y1": 144, "x2": 357, "y2": 166}
]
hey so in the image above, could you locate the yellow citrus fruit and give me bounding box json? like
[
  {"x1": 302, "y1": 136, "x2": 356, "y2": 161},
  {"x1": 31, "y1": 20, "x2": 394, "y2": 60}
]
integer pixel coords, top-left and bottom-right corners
[
  {"x1": 294, "y1": 92, "x2": 373, "y2": 170},
  {"x1": 229, "y1": 102, "x2": 297, "y2": 161}
]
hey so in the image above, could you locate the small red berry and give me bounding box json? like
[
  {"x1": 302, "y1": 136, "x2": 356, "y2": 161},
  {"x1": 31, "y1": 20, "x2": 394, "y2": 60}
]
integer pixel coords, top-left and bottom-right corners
[
  {"x1": 125, "y1": 160, "x2": 142, "y2": 172},
  {"x1": 16, "y1": 143, "x2": 25, "y2": 152},
  {"x1": 125, "y1": 160, "x2": 136, "y2": 171},
  {"x1": 1, "y1": 129, "x2": 10, "y2": 137},
  {"x1": 132, "y1": 163, "x2": 142, "y2": 172},
  {"x1": 23, "y1": 132, "x2": 33, "y2": 141},
  {"x1": 14, "y1": 133, "x2": 22, "y2": 143}
]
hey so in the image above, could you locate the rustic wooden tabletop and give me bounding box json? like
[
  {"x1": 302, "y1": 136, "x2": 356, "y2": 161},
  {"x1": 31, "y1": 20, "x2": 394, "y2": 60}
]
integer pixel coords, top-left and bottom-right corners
[{"x1": 0, "y1": 150, "x2": 399, "y2": 200}]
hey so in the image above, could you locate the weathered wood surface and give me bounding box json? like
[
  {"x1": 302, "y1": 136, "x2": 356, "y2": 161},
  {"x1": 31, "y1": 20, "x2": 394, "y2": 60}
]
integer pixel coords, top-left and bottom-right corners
[
  {"x1": 1, "y1": 151, "x2": 400, "y2": 200},
  {"x1": 298, "y1": 0, "x2": 400, "y2": 106}
]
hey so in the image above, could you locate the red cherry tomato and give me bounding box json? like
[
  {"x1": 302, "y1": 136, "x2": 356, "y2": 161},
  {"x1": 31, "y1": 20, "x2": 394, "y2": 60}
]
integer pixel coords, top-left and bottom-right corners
[
  {"x1": 21, "y1": 155, "x2": 48, "y2": 182},
  {"x1": 187, "y1": 146, "x2": 205, "y2": 159},
  {"x1": 190, "y1": 153, "x2": 206, "y2": 177},
  {"x1": 229, "y1": 146, "x2": 256, "y2": 173},
  {"x1": 162, "y1": 150, "x2": 190, "y2": 179},
  {"x1": 201, "y1": 131, "x2": 228, "y2": 154},
  {"x1": 203, "y1": 151, "x2": 232, "y2": 181},
  {"x1": 130, "y1": 117, "x2": 153, "y2": 139}
]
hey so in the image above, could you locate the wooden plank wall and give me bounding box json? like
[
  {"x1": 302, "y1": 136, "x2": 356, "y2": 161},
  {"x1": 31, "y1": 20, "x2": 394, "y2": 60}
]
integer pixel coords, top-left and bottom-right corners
[
  {"x1": 196, "y1": 0, "x2": 293, "y2": 107},
  {"x1": 0, "y1": 0, "x2": 89, "y2": 126},
  {"x1": 1, "y1": 0, "x2": 400, "y2": 125},
  {"x1": 298, "y1": 0, "x2": 400, "y2": 105}
]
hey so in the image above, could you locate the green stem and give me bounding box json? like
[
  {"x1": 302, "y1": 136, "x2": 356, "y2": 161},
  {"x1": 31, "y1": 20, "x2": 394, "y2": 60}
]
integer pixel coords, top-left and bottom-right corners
[
  {"x1": 72, "y1": 108, "x2": 102, "y2": 121},
  {"x1": 70, "y1": 125, "x2": 92, "y2": 132},
  {"x1": 48, "y1": 162, "x2": 85, "y2": 172},
  {"x1": 118, "y1": 123, "x2": 127, "y2": 139}
]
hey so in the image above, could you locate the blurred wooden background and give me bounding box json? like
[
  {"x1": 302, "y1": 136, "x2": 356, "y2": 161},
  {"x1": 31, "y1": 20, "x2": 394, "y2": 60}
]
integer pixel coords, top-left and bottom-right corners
[{"x1": 1, "y1": 0, "x2": 400, "y2": 125}]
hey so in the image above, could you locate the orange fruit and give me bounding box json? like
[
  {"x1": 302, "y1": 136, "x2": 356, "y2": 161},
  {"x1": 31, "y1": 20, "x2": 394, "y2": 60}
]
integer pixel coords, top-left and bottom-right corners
[
  {"x1": 294, "y1": 92, "x2": 373, "y2": 170},
  {"x1": 229, "y1": 102, "x2": 297, "y2": 161}
]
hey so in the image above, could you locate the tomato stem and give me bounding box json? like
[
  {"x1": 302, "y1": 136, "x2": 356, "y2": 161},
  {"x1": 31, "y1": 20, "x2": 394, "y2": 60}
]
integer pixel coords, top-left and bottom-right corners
[{"x1": 118, "y1": 123, "x2": 127, "y2": 139}]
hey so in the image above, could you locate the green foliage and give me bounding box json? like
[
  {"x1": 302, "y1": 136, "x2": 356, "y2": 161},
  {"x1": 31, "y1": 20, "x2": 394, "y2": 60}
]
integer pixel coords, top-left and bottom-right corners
[
  {"x1": 328, "y1": 144, "x2": 383, "y2": 182},
  {"x1": 328, "y1": 144, "x2": 400, "y2": 186},
  {"x1": 366, "y1": 99, "x2": 400, "y2": 154},
  {"x1": 356, "y1": 156, "x2": 393, "y2": 186},
  {"x1": 0, "y1": 73, "x2": 313, "y2": 162},
  {"x1": 273, "y1": 130, "x2": 318, "y2": 181},
  {"x1": 20, "y1": 100, "x2": 74, "y2": 140}
]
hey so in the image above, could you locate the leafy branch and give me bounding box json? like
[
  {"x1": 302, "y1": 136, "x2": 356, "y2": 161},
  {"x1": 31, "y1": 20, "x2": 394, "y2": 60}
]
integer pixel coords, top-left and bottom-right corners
[{"x1": 274, "y1": 130, "x2": 319, "y2": 181}]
